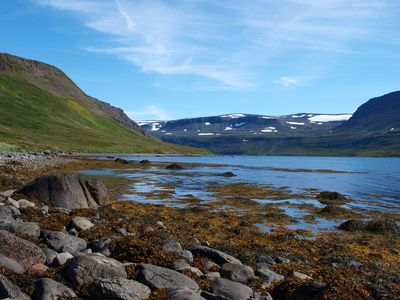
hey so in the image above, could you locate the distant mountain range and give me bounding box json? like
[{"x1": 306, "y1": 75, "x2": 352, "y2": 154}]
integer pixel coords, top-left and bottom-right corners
[
  {"x1": 139, "y1": 92, "x2": 400, "y2": 156},
  {"x1": 0, "y1": 53, "x2": 209, "y2": 154}
]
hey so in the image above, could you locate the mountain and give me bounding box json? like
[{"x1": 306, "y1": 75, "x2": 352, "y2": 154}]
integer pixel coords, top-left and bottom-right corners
[
  {"x1": 138, "y1": 93, "x2": 400, "y2": 156},
  {"x1": 335, "y1": 91, "x2": 400, "y2": 133},
  {"x1": 0, "y1": 53, "x2": 210, "y2": 154}
]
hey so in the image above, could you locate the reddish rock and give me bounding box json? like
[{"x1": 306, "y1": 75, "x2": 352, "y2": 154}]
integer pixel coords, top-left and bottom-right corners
[
  {"x1": 26, "y1": 263, "x2": 49, "y2": 277},
  {"x1": 0, "y1": 230, "x2": 46, "y2": 270}
]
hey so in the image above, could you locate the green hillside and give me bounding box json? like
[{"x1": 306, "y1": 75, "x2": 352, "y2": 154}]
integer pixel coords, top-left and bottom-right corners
[{"x1": 0, "y1": 53, "x2": 210, "y2": 154}]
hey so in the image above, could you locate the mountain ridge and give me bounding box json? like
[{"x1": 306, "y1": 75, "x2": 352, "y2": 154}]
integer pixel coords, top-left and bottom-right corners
[{"x1": 0, "y1": 53, "x2": 209, "y2": 154}]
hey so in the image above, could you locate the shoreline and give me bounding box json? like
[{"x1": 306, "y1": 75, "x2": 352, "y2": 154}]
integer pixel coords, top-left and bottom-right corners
[{"x1": 1, "y1": 154, "x2": 400, "y2": 299}]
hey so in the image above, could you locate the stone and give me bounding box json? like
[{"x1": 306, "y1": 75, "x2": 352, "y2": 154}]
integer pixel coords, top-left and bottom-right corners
[
  {"x1": 0, "y1": 274, "x2": 31, "y2": 300},
  {"x1": 69, "y1": 216, "x2": 94, "y2": 231},
  {"x1": 54, "y1": 252, "x2": 74, "y2": 267},
  {"x1": 201, "y1": 272, "x2": 221, "y2": 281},
  {"x1": 254, "y1": 291, "x2": 273, "y2": 300},
  {"x1": 275, "y1": 256, "x2": 290, "y2": 264},
  {"x1": 137, "y1": 264, "x2": 200, "y2": 291},
  {"x1": 295, "y1": 281, "x2": 328, "y2": 298},
  {"x1": 168, "y1": 287, "x2": 206, "y2": 300},
  {"x1": 0, "y1": 230, "x2": 46, "y2": 270},
  {"x1": 0, "y1": 212, "x2": 14, "y2": 224},
  {"x1": 0, "y1": 205, "x2": 19, "y2": 217},
  {"x1": 4, "y1": 197, "x2": 19, "y2": 208},
  {"x1": 291, "y1": 271, "x2": 312, "y2": 280},
  {"x1": 37, "y1": 205, "x2": 49, "y2": 215},
  {"x1": 33, "y1": 278, "x2": 77, "y2": 300},
  {"x1": 201, "y1": 291, "x2": 231, "y2": 300},
  {"x1": 43, "y1": 230, "x2": 87, "y2": 253},
  {"x1": 0, "y1": 190, "x2": 15, "y2": 197},
  {"x1": 19, "y1": 174, "x2": 110, "y2": 210},
  {"x1": 66, "y1": 253, "x2": 127, "y2": 287},
  {"x1": 17, "y1": 199, "x2": 36, "y2": 208},
  {"x1": 220, "y1": 263, "x2": 255, "y2": 284},
  {"x1": 0, "y1": 253, "x2": 25, "y2": 274},
  {"x1": 0, "y1": 220, "x2": 41, "y2": 239},
  {"x1": 255, "y1": 268, "x2": 285, "y2": 288},
  {"x1": 115, "y1": 227, "x2": 135, "y2": 236},
  {"x1": 257, "y1": 256, "x2": 276, "y2": 266},
  {"x1": 144, "y1": 226, "x2": 154, "y2": 232},
  {"x1": 212, "y1": 278, "x2": 253, "y2": 300},
  {"x1": 87, "y1": 278, "x2": 151, "y2": 300},
  {"x1": 26, "y1": 264, "x2": 49, "y2": 278},
  {"x1": 163, "y1": 240, "x2": 182, "y2": 251},
  {"x1": 173, "y1": 259, "x2": 191, "y2": 270},
  {"x1": 90, "y1": 237, "x2": 112, "y2": 256},
  {"x1": 41, "y1": 247, "x2": 58, "y2": 266},
  {"x1": 177, "y1": 267, "x2": 204, "y2": 277},
  {"x1": 188, "y1": 246, "x2": 242, "y2": 266},
  {"x1": 179, "y1": 250, "x2": 194, "y2": 262}
]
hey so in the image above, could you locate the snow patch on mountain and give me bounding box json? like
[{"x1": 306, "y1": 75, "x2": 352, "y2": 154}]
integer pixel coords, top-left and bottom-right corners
[
  {"x1": 308, "y1": 114, "x2": 352, "y2": 122},
  {"x1": 221, "y1": 114, "x2": 246, "y2": 118},
  {"x1": 287, "y1": 122, "x2": 305, "y2": 125}
]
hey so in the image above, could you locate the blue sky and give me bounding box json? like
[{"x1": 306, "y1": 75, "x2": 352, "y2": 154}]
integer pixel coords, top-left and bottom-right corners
[{"x1": 1, "y1": 0, "x2": 400, "y2": 120}]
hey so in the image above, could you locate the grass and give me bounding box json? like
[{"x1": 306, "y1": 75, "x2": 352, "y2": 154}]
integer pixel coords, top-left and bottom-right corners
[{"x1": 0, "y1": 71, "x2": 210, "y2": 155}]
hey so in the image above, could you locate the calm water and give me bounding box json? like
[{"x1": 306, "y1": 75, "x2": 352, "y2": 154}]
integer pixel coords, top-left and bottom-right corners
[{"x1": 90, "y1": 155, "x2": 400, "y2": 212}]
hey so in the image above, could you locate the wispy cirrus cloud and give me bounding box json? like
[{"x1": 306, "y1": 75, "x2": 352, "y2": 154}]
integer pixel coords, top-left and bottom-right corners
[
  {"x1": 126, "y1": 105, "x2": 170, "y2": 120},
  {"x1": 34, "y1": 0, "x2": 394, "y2": 89}
]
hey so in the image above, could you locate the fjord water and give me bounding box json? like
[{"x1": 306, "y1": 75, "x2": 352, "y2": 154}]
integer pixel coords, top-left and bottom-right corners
[{"x1": 116, "y1": 155, "x2": 400, "y2": 212}]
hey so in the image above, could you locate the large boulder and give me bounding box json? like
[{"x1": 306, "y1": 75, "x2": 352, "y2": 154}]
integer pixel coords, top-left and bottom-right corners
[
  {"x1": 0, "y1": 230, "x2": 46, "y2": 270},
  {"x1": 137, "y1": 264, "x2": 200, "y2": 291},
  {"x1": 66, "y1": 253, "x2": 127, "y2": 287},
  {"x1": 19, "y1": 174, "x2": 110, "y2": 210},
  {"x1": 0, "y1": 220, "x2": 41, "y2": 239}
]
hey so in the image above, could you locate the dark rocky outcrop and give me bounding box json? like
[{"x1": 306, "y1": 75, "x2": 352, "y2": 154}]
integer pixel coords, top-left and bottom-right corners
[
  {"x1": 19, "y1": 174, "x2": 110, "y2": 210},
  {"x1": 188, "y1": 246, "x2": 243, "y2": 266}
]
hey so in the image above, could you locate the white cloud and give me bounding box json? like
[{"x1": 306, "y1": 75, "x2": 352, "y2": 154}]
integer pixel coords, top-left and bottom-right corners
[
  {"x1": 33, "y1": 0, "x2": 396, "y2": 89},
  {"x1": 126, "y1": 105, "x2": 170, "y2": 120}
]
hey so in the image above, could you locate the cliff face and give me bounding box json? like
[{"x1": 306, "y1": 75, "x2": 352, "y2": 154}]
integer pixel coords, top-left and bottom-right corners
[{"x1": 0, "y1": 53, "x2": 152, "y2": 138}]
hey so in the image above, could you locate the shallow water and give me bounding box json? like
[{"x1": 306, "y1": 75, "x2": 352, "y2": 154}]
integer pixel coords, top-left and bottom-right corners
[{"x1": 80, "y1": 156, "x2": 400, "y2": 233}]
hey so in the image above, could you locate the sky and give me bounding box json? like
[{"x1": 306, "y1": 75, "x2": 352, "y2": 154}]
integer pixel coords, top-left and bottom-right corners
[{"x1": 1, "y1": 0, "x2": 400, "y2": 121}]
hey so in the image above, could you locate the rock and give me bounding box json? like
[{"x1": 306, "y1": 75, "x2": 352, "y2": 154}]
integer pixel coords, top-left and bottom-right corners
[
  {"x1": 220, "y1": 263, "x2": 255, "y2": 284},
  {"x1": 365, "y1": 219, "x2": 400, "y2": 235},
  {"x1": 188, "y1": 246, "x2": 242, "y2": 266},
  {"x1": 26, "y1": 264, "x2": 49, "y2": 278},
  {"x1": 157, "y1": 221, "x2": 166, "y2": 228},
  {"x1": 54, "y1": 252, "x2": 74, "y2": 267},
  {"x1": 144, "y1": 226, "x2": 154, "y2": 232},
  {"x1": 69, "y1": 216, "x2": 94, "y2": 231},
  {"x1": 255, "y1": 268, "x2": 285, "y2": 288},
  {"x1": 221, "y1": 172, "x2": 236, "y2": 177},
  {"x1": 140, "y1": 159, "x2": 151, "y2": 165},
  {"x1": 201, "y1": 272, "x2": 221, "y2": 281},
  {"x1": 0, "y1": 220, "x2": 41, "y2": 239},
  {"x1": 317, "y1": 191, "x2": 346, "y2": 201},
  {"x1": 0, "y1": 274, "x2": 31, "y2": 300},
  {"x1": 189, "y1": 237, "x2": 201, "y2": 246},
  {"x1": 201, "y1": 291, "x2": 231, "y2": 299},
  {"x1": 173, "y1": 259, "x2": 191, "y2": 270},
  {"x1": 0, "y1": 253, "x2": 25, "y2": 274},
  {"x1": 0, "y1": 205, "x2": 18, "y2": 217},
  {"x1": 43, "y1": 230, "x2": 87, "y2": 254},
  {"x1": 90, "y1": 237, "x2": 112, "y2": 256},
  {"x1": 0, "y1": 230, "x2": 46, "y2": 269},
  {"x1": 163, "y1": 240, "x2": 182, "y2": 251},
  {"x1": 166, "y1": 163, "x2": 183, "y2": 170},
  {"x1": 212, "y1": 278, "x2": 253, "y2": 300},
  {"x1": 17, "y1": 199, "x2": 36, "y2": 208},
  {"x1": 41, "y1": 247, "x2": 58, "y2": 266},
  {"x1": 291, "y1": 271, "x2": 312, "y2": 280},
  {"x1": 168, "y1": 287, "x2": 205, "y2": 300},
  {"x1": 275, "y1": 256, "x2": 290, "y2": 264},
  {"x1": 177, "y1": 267, "x2": 204, "y2": 277},
  {"x1": 87, "y1": 278, "x2": 151, "y2": 300},
  {"x1": 338, "y1": 219, "x2": 366, "y2": 232},
  {"x1": 254, "y1": 291, "x2": 273, "y2": 300},
  {"x1": 137, "y1": 264, "x2": 200, "y2": 291},
  {"x1": 4, "y1": 197, "x2": 19, "y2": 208},
  {"x1": 66, "y1": 253, "x2": 127, "y2": 287},
  {"x1": 257, "y1": 256, "x2": 276, "y2": 266},
  {"x1": 33, "y1": 278, "x2": 77, "y2": 300},
  {"x1": 295, "y1": 281, "x2": 328, "y2": 298},
  {"x1": 115, "y1": 227, "x2": 135, "y2": 236},
  {"x1": 179, "y1": 250, "x2": 194, "y2": 262},
  {"x1": 0, "y1": 190, "x2": 15, "y2": 197},
  {"x1": 19, "y1": 174, "x2": 110, "y2": 210},
  {"x1": 37, "y1": 205, "x2": 49, "y2": 215},
  {"x1": 0, "y1": 212, "x2": 14, "y2": 224}
]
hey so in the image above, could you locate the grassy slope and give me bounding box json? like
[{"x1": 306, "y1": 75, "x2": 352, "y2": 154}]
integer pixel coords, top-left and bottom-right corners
[{"x1": 0, "y1": 71, "x2": 209, "y2": 154}]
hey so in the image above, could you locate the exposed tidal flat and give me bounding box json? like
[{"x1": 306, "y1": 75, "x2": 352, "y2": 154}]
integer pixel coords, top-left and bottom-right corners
[{"x1": 1, "y1": 153, "x2": 400, "y2": 299}]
